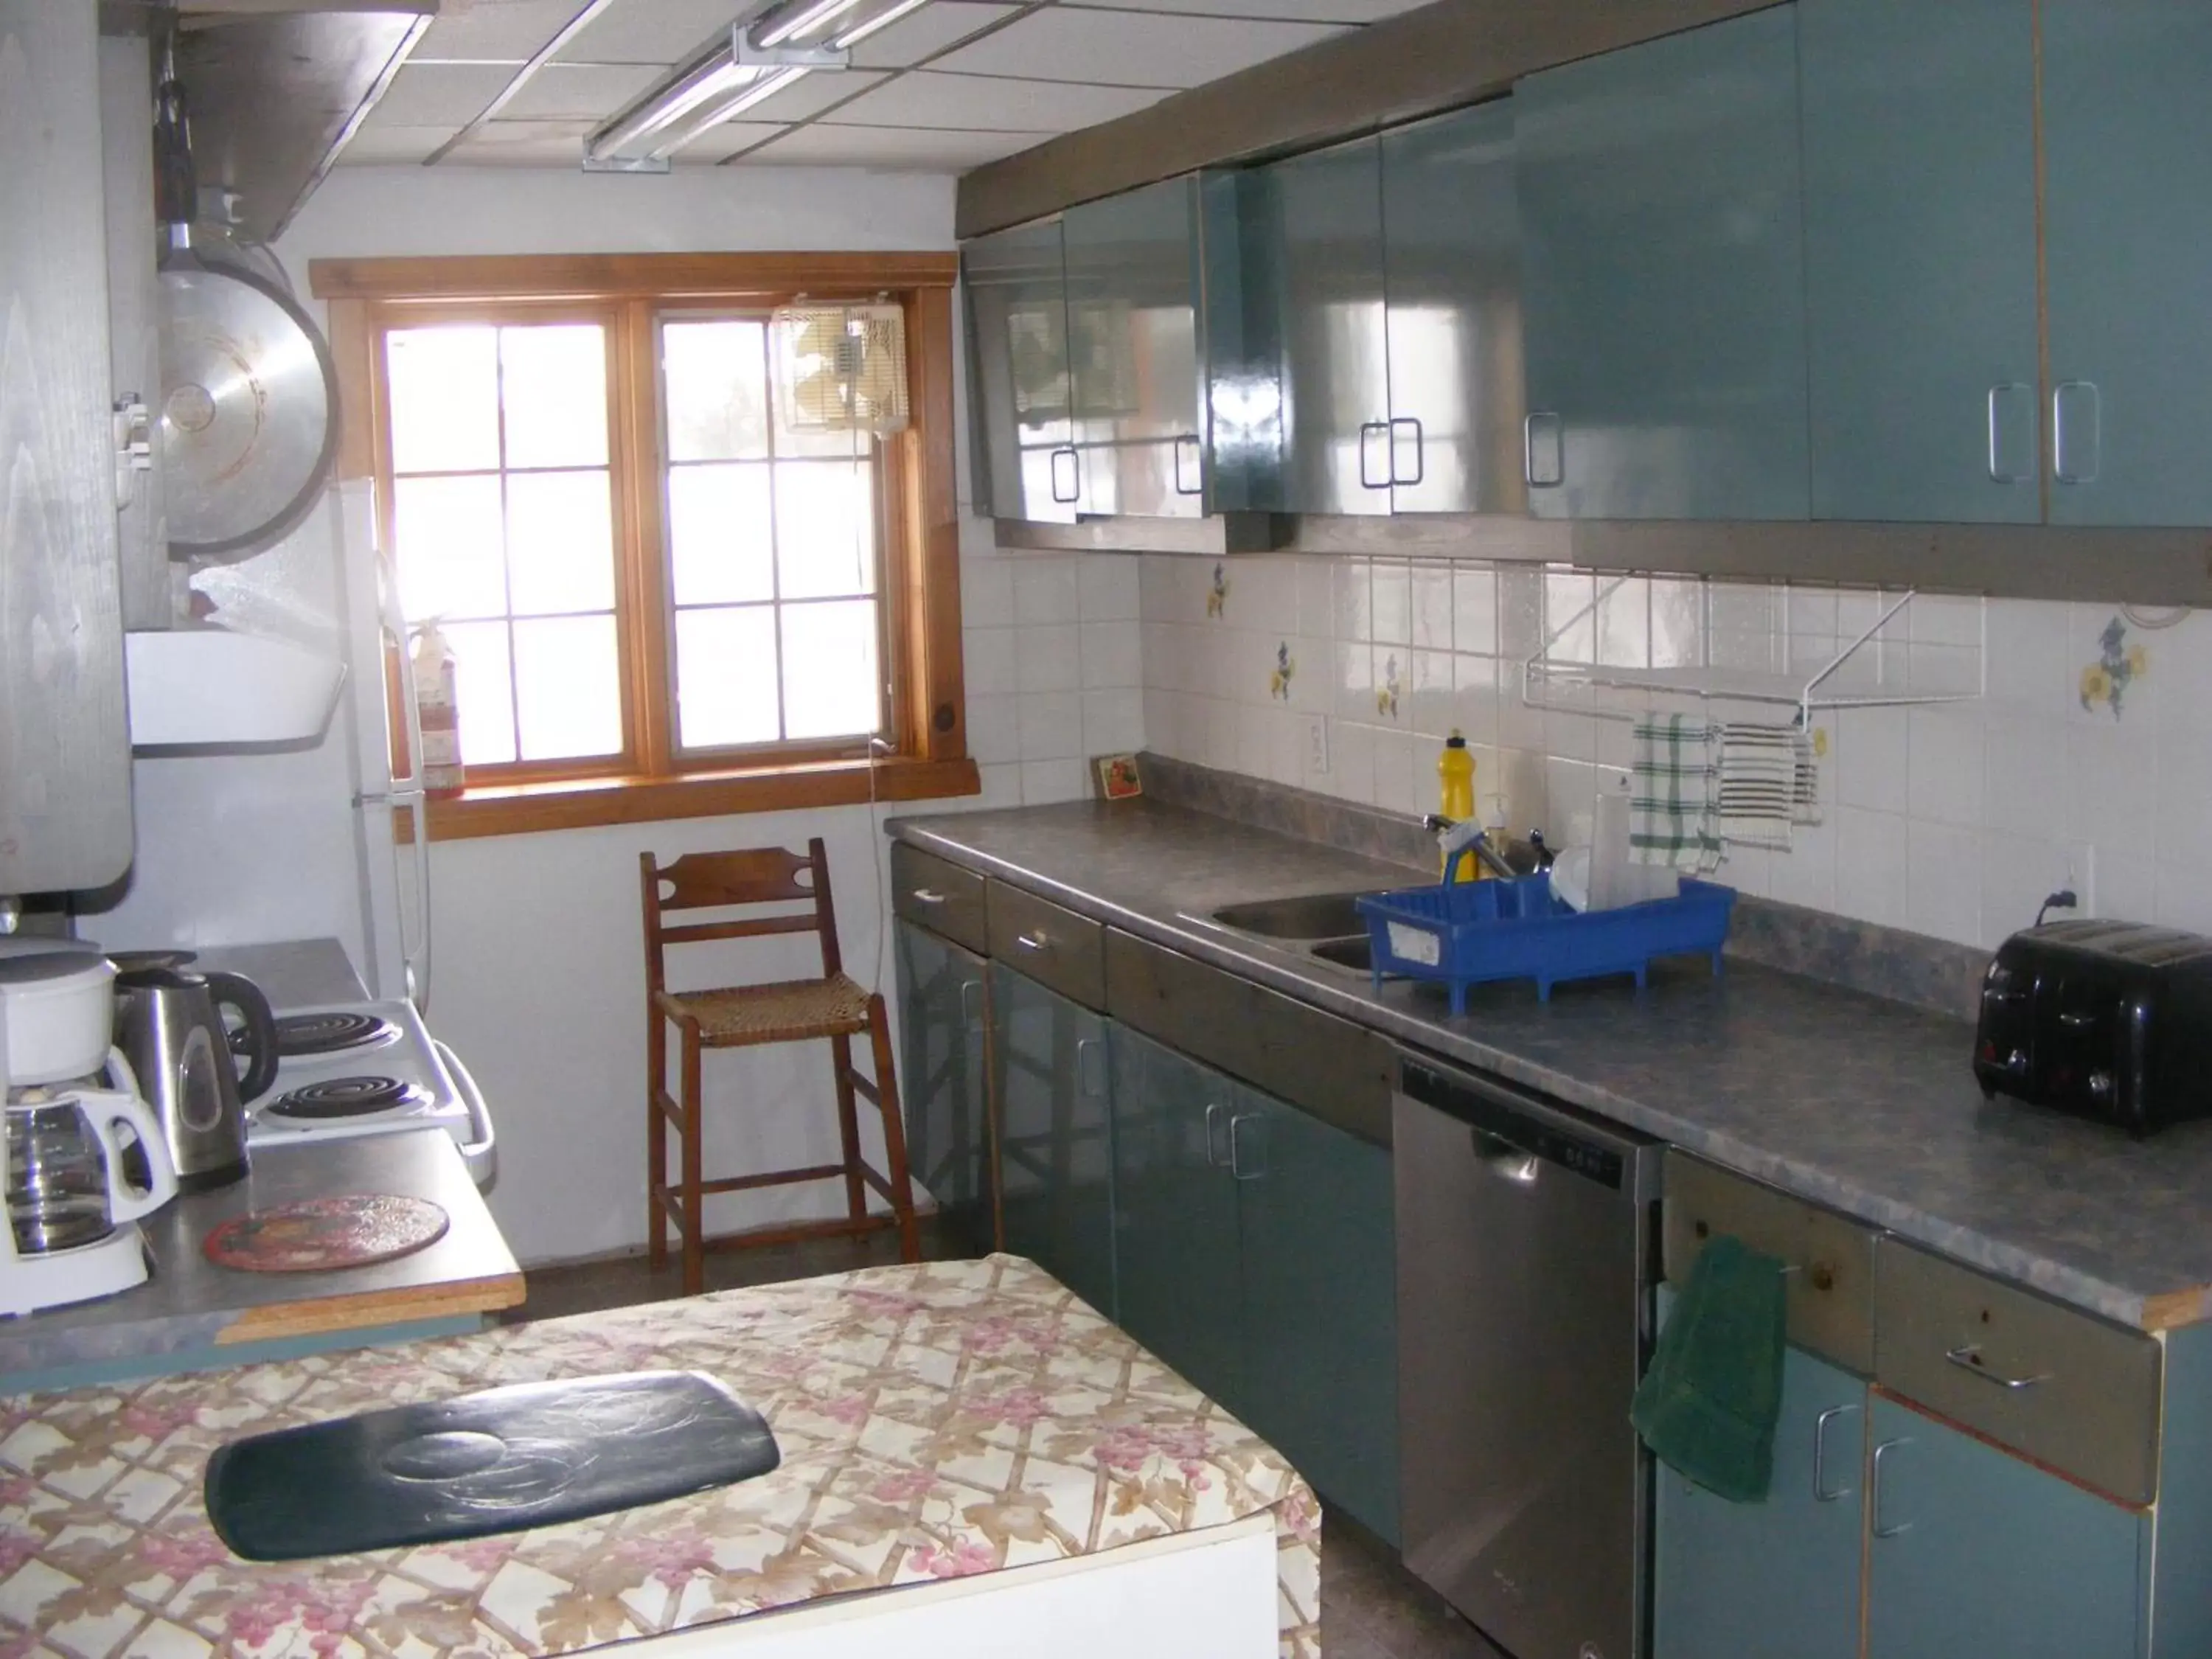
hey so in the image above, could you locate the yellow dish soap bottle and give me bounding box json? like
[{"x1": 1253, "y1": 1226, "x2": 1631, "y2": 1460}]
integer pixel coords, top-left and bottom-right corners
[{"x1": 1438, "y1": 731, "x2": 1478, "y2": 883}]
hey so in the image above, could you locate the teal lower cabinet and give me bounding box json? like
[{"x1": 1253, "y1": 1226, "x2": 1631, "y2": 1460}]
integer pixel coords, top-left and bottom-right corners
[
  {"x1": 1865, "y1": 1394, "x2": 2143, "y2": 1659},
  {"x1": 892, "y1": 919, "x2": 992, "y2": 1256},
  {"x1": 1654, "y1": 1341, "x2": 1865, "y2": 1659},
  {"x1": 1235, "y1": 1085, "x2": 1398, "y2": 1546},
  {"x1": 990, "y1": 962, "x2": 1116, "y2": 1319},
  {"x1": 1107, "y1": 1026, "x2": 1398, "y2": 1545},
  {"x1": 1107, "y1": 1028, "x2": 1244, "y2": 1406}
]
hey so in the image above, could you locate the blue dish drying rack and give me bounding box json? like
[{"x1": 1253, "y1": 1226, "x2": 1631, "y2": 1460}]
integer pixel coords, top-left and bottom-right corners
[{"x1": 1354, "y1": 847, "x2": 1736, "y2": 1012}]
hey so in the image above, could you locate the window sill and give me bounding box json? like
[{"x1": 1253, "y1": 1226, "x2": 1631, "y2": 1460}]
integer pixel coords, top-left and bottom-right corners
[{"x1": 402, "y1": 755, "x2": 979, "y2": 843}]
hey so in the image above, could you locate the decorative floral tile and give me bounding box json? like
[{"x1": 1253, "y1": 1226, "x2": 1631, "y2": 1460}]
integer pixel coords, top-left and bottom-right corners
[
  {"x1": 1269, "y1": 642, "x2": 1295, "y2": 701},
  {"x1": 2081, "y1": 615, "x2": 2149, "y2": 720},
  {"x1": 1206, "y1": 563, "x2": 1229, "y2": 621}
]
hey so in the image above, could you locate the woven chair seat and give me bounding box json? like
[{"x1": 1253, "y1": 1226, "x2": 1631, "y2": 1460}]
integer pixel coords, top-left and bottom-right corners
[{"x1": 656, "y1": 973, "x2": 873, "y2": 1045}]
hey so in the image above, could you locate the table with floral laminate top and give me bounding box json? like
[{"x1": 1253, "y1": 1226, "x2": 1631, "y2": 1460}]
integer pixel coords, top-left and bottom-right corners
[{"x1": 0, "y1": 1253, "x2": 1320, "y2": 1659}]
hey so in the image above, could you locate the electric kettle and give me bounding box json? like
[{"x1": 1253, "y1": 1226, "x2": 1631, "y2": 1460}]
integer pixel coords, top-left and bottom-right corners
[{"x1": 114, "y1": 966, "x2": 277, "y2": 1192}]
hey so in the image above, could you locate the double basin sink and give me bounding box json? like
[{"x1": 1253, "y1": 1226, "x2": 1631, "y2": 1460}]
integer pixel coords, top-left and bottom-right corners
[{"x1": 1209, "y1": 893, "x2": 1374, "y2": 973}]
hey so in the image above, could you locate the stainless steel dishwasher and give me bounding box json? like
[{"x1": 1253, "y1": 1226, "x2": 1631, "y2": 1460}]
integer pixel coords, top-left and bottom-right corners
[{"x1": 1394, "y1": 1050, "x2": 1663, "y2": 1659}]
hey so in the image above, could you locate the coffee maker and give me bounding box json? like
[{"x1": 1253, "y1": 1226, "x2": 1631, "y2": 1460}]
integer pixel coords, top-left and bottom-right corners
[{"x1": 0, "y1": 954, "x2": 179, "y2": 1316}]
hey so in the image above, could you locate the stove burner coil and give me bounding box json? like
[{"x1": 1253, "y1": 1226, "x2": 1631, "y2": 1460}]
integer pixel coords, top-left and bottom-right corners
[
  {"x1": 262, "y1": 1076, "x2": 428, "y2": 1121},
  {"x1": 265, "y1": 1012, "x2": 398, "y2": 1058}
]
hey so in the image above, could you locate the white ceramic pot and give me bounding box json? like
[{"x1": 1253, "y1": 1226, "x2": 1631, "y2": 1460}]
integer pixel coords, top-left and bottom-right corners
[{"x1": 0, "y1": 953, "x2": 119, "y2": 1087}]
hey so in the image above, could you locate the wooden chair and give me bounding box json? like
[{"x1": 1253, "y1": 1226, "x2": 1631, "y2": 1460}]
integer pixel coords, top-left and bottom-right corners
[{"x1": 641, "y1": 839, "x2": 920, "y2": 1294}]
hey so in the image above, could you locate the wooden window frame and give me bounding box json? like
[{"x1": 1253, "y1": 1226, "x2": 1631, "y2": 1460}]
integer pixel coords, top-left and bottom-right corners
[{"x1": 313, "y1": 252, "x2": 975, "y2": 841}]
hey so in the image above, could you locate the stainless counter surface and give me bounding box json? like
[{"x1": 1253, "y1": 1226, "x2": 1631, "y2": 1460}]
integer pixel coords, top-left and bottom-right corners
[
  {"x1": 893, "y1": 799, "x2": 2212, "y2": 1332},
  {"x1": 190, "y1": 936, "x2": 370, "y2": 1009},
  {"x1": 0, "y1": 1130, "x2": 523, "y2": 1385}
]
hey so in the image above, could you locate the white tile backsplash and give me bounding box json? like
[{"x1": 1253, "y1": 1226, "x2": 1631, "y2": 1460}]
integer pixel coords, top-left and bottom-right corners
[{"x1": 1016, "y1": 622, "x2": 1082, "y2": 694}]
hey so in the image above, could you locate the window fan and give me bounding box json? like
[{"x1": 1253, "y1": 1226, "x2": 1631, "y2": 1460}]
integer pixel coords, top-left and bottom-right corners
[{"x1": 770, "y1": 304, "x2": 909, "y2": 437}]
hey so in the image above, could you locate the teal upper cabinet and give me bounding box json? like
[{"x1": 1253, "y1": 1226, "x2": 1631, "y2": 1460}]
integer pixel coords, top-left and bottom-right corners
[
  {"x1": 990, "y1": 962, "x2": 1116, "y2": 1318},
  {"x1": 1265, "y1": 136, "x2": 1394, "y2": 515},
  {"x1": 963, "y1": 220, "x2": 1077, "y2": 523},
  {"x1": 1654, "y1": 1338, "x2": 1865, "y2": 1659},
  {"x1": 1061, "y1": 178, "x2": 1206, "y2": 519},
  {"x1": 2042, "y1": 3, "x2": 2212, "y2": 527},
  {"x1": 1380, "y1": 100, "x2": 1526, "y2": 516},
  {"x1": 1516, "y1": 7, "x2": 1810, "y2": 521},
  {"x1": 1864, "y1": 1395, "x2": 2143, "y2": 1658},
  {"x1": 1798, "y1": 0, "x2": 2041, "y2": 524}
]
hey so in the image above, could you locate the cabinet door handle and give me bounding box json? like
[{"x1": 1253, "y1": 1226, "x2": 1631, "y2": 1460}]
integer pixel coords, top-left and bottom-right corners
[
  {"x1": 1390, "y1": 416, "x2": 1425, "y2": 487},
  {"x1": 1076, "y1": 1036, "x2": 1105, "y2": 1099},
  {"x1": 910, "y1": 887, "x2": 947, "y2": 905},
  {"x1": 1986, "y1": 382, "x2": 2033, "y2": 483},
  {"x1": 1049, "y1": 445, "x2": 1082, "y2": 504},
  {"x1": 2053, "y1": 380, "x2": 2101, "y2": 484},
  {"x1": 1944, "y1": 1343, "x2": 2051, "y2": 1391},
  {"x1": 1203, "y1": 1102, "x2": 1228, "y2": 1167},
  {"x1": 1870, "y1": 1437, "x2": 1913, "y2": 1538},
  {"x1": 1228, "y1": 1112, "x2": 1265, "y2": 1180},
  {"x1": 1358, "y1": 420, "x2": 1391, "y2": 490},
  {"x1": 1173, "y1": 434, "x2": 1204, "y2": 496},
  {"x1": 959, "y1": 978, "x2": 984, "y2": 1031},
  {"x1": 1015, "y1": 931, "x2": 1049, "y2": 953},
  {"x1": 1812, "y1": 1402, "x2": 1859, "y2": 1503},
  {"x1": 1523, "y1": 411, "x2": 1565, "y2": 488}
]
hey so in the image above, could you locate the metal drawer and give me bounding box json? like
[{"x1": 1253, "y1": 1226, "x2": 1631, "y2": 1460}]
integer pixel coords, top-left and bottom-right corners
[
  {"x1": 1661, "y1": 1154, "x2": 1877, "y2": 1374},
  {"x1": 1104, "y1": 928, "x2": 1392, "y2": 1147},
  {"x1": 1875, "y1": 1238, "x2": 2161, "y2": 1506},
  {"x1": 987, "y1": 883, "x2": 1107, "y2": 1011},
  {"x1": 891, "y1": 844, "x2": 988, "y2": 954}
]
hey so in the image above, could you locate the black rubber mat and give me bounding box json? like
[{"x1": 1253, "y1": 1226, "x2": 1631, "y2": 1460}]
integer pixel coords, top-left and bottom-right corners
[{"x1": 205, "y1": 1369, "x2": 779, "y2": 1561}]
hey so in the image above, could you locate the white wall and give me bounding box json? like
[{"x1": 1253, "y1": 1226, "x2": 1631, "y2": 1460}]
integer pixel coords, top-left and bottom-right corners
[
  {"x1": 1139, "y1": 552, "x2": 2212, "y2": 953},
  {"x1": 89, "y1": 165, "x2": 1141, "y2": 1267}
]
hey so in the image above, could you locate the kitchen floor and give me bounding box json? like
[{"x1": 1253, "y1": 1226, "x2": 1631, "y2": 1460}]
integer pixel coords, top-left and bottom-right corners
[{"x1": 507, "y1": 1234, "x2": 1504, "y2": 1659}]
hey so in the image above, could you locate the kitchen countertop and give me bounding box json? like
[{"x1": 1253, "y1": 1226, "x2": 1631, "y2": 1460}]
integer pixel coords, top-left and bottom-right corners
[
  {"x1": 0, "y1": 1256, "x2": 1319, "y2": 1659},
  {"x1": 894, "y1": 799, "x2": 2212, "y2": 1333},
  {"x1": 191, "y1": 936, "x2": 370, "y2": 1008},
  {"x1": 0, "y1": 1130, "x2": 524, "y2": 1388}
]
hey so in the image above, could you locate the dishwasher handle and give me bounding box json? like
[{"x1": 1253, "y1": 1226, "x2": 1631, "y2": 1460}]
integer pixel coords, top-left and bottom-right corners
[
  {"x1": 1399, "y1": 1052, "x2": 1660, "y2": 1200},
  {"x1": 1472, "y1": 1127, "x2": 1540, "y2": 1186}
]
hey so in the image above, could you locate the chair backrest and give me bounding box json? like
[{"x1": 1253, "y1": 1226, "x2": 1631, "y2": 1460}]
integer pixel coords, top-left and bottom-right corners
[{"x1": 639, "y1": 839, "x2": 842, "y2": 995}]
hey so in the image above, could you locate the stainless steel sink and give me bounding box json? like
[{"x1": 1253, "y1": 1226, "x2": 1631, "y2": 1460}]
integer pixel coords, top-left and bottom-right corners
[
  {"x1": 1209, "y1": 891, "x2": 1371, "y2": 939},
  {"x1": 1308, "y1": 936, "x2": 1373, "y2": 973}
]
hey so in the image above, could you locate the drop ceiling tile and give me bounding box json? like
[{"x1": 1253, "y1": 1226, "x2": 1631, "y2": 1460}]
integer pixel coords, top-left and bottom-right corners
[
  {"x1": 417, "y1": 0, "x2": 587, "y2": 61},
  {"x1": 736, "y1": 68, "x2": 889, "y2": 123},
  {"x1": 498, "y1": 60, "x2": 663, "y2": 119},
  {"x1": 675, "y1": 121, "x2": 788, "y2": 162},
  {"x1": 828, "y1": 70, "x2": 1166, "y2": 133},
  {"x1": 849, "y1": 1, "x2": 1020, "y2": 69},
  {"x1": 745, "y1": 124, "x2": 1043, "y2": 168},
  {"x1": 361, "y1": 62, "x2": 521, "y2": 130},
  {"x1": 337, "y1": 125, "x2": 454, "y2": 166},
  {"x1": 933, "y1": 7, "x2": 1345, "y2": 88},
  {"x1": 557, "y1": 0, "x2": 745, "y2": 65},
  {"x1": 1071, "y1": 0, "x2": 1426, "y2": 19},
  {"x1": 444, "y1": 119, "x2": 595, "y2": 165}
]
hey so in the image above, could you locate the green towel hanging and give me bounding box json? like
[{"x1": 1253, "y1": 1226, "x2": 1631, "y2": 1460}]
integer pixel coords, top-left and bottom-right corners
[{"x1": 1632, "y1": 1234, "x2": 1788, "y2": 1503}]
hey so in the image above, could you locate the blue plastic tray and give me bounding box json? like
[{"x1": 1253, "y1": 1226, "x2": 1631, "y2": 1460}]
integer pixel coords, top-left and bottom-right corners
[{"x1": 1355, "y1": 852, "x2": 1736, "y2": 1012}]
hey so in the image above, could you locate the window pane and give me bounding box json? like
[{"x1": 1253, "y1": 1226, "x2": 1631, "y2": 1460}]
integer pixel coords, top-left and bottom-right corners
[
  {"x1": 668, "y1": 462, "x2": 774, "y2": 606},
  {"x1": 781, "y1": 599, "x2": 880, "y2": 740},
  {"x1": 507, "y1": 470, "x2": 615, "y2": 616},
  {"x1": 394, "y1": 474, "x2": 507, "y2": 620},
  {"x1": 386, "y1": 327, "x2": 499, "y2": 474},
  {"x1": 774, "y1": 460, "x2": 874, "y2": 599},
  {"x1": 442, "y1": 620, "x2": 518, "y2": 767},
  {"x1": 500, "y1": 324, "x2": 609, "y2": 469},
  {"x1": 675, "y1": 606, "x2": 782, "y2": 748},
  {"x1": 512, "y1": 615, "x2": 622, "y2": 761},
  {"x1": 664, "y1": 320, "x2": 769, "y2": 462}
]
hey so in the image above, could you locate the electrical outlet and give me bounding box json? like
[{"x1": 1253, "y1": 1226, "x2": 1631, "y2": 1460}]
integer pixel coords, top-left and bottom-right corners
[{"x1": 1305, "y1": 714, "x2": 1329, "y2": 777}]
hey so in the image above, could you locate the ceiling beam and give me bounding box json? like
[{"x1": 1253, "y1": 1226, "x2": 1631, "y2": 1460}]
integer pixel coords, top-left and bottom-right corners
[{"x1": 953, "y1": 0, "x2": 1780, "y2": 238}]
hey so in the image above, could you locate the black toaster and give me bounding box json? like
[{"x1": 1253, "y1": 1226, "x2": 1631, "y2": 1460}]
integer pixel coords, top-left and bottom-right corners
[{"x1": 1974, "y1": 919, "x2": 2212, "y2": 1135}]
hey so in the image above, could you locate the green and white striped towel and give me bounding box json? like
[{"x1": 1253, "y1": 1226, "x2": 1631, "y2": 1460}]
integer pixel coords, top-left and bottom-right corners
[{"x1": 1631, "y1": 713, "x2": 1722, "y2": 871}]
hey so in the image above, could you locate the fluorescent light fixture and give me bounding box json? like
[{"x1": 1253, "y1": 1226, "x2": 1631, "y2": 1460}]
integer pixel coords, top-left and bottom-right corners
[{"x1": 585, "y1": 0, "x2": 931, "y2": 170}]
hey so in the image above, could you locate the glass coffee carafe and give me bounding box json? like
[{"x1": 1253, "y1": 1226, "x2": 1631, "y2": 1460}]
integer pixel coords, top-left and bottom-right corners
[{"x1": 3, "y1": 1056, "x2": 178, "y2": 1256}]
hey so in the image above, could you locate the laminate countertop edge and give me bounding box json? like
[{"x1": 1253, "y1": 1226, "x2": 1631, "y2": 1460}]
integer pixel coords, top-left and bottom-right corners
[{"x1": 891, "y1": 809, "x2": 2212, "y2": 1335}]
